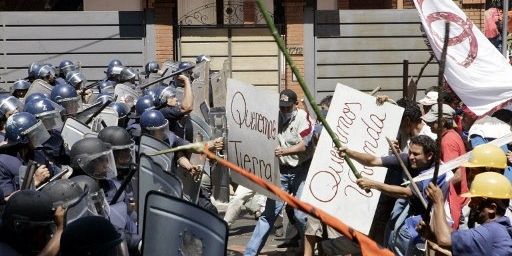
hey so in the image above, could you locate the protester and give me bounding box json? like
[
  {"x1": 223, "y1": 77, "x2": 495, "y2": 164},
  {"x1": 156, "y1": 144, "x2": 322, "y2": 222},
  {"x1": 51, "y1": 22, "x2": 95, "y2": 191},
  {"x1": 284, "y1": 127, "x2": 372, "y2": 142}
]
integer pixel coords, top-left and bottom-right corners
[
  {"x1": 244, "y1": 89, "x2": 314, "y2": 255},
  {"x1": 420, "y1": 172, "x2": 512, "y2": 255},
  {"x1": 422, "y1": 103, "x2": 468, "y2": 230},
  {"x1": 340, "y1": 135, "x2": 449, "y2": 255}
]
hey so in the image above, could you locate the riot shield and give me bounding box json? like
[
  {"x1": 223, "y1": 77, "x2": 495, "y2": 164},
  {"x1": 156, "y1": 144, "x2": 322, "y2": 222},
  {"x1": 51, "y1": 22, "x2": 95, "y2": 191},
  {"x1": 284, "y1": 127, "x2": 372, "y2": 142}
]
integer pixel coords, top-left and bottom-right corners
[
  {"x1": 94, "y1": 107, "x2": 118, "y2": 127},
  {"x1": 114, "y1": 83, "x2": 141, "y2": 109},
  {"x1": 191, "y1": 60, "x2": 210, "y2": 117},
  {"x1": 60, "y1": 117, "x2": 95, "y2": 151},
  {"x1": 189, "y1": 114, "x2": 213, "y2": 142},
  {"x1": 142, "y1": 190, "x2": 228, "y2": 256},
  {"x1": 75, "y1": 102, "x2": 103, "y2": 124},
  {"x1": 26, "y1": 79, "x2": 52, "y2": 98},
  {"x1": 138, "y1": 154, "x2": 183, "y2": 235},
  {"x1": 139, "y1": 135, "x2": 175, "y2": 173},
  {"x1": 139, "y1": 135, "x2": 202, "y2": 204},
  {"x1": 209, "y1": 59, "x2": 229, "y2": 108}
]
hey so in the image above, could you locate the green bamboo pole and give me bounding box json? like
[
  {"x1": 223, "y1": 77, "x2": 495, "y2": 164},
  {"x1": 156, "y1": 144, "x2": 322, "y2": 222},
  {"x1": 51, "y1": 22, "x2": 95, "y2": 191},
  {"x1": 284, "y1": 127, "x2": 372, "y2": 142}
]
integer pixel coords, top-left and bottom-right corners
[{"x1": 255, "y1": 0, "x2": 362, "y2": 179}]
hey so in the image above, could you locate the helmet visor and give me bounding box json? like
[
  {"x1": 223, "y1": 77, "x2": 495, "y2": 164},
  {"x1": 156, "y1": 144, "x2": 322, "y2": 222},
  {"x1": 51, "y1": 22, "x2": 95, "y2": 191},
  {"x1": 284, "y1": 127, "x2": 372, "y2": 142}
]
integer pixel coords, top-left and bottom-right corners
[
  {"x1": 87, "y1": 189, "x2": 110, "y2": 218},
  {"x1": 58, "y1": 97, "x2": 82, "y2": 115},
  {"x1": 144, "y1": 121, "x2": 169, "y2": 141},
  {"x1": 0, "y1": 96, "x2": 23, "y2": 117},
  {"x1": 23, "y1": 120, "x2": 51, "y2": 147},
  {"x1": 77, "y1": 150, "x2": 118, "y2": 180},
  {"x1": 111, "y1": 142, "x2": 135, "y2": 169},
  {"x1": 38, "y1": 110, "x2": 64, "y2": 131}
]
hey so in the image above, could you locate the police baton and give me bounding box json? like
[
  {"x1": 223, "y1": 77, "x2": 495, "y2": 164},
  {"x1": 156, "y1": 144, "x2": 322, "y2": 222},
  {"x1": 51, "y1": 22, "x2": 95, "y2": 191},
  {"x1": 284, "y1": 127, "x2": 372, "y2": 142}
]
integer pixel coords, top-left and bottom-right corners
[
  {"x1": 109, "y1": 163, "x2": 138, "y2": 205},
  {"x1": 139, "y1": 65, "x2": 195, "y2": 90}
]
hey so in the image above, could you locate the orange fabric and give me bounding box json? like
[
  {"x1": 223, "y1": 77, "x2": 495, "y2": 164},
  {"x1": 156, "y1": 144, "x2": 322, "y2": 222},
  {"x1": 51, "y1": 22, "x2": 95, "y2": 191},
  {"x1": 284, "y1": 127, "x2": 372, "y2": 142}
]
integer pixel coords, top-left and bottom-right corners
[{"x1": 202, "y1": 147, "x2": 393, "y2": 256}]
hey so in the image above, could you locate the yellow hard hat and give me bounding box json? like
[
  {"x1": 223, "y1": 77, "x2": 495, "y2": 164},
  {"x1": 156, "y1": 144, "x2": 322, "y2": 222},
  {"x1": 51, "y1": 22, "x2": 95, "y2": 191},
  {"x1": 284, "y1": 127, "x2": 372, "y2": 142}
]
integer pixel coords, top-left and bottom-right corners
[
  {"x1": 461, "y1": 144, "x2": 507, "y2": 169},
  {"x1": 461, "y1": 172, "x2": 512, "y2": 199}
]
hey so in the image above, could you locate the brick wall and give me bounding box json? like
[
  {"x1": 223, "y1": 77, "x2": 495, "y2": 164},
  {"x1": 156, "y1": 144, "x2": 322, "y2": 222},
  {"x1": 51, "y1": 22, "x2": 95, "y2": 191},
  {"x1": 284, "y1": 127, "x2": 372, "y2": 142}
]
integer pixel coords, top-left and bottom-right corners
[
  {"x1": 153, "y1": 0, "x2": 176, "y2": 63},
  {"x1": 397, "y1": 0, "x2": 484, "y2": 30},
  {"x1": 283, "y1": 0, "x2": 306, "y2": 99}
]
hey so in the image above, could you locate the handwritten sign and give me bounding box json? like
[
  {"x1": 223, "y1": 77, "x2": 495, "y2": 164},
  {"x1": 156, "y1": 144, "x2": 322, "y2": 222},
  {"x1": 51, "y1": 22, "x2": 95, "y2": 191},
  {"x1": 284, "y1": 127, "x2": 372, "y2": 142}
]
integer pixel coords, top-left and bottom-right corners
[
  {"x1": 226, "y1": 79, "x2": 280, "y2": 199},
  {"x1": 300, "y1": 84, "x2": 403, "y2": 235}
]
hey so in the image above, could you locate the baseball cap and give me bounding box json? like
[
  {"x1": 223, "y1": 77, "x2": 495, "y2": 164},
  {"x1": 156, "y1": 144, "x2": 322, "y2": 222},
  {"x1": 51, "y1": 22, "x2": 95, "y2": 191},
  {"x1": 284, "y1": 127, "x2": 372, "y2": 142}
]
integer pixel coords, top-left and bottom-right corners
[
  {"x1": 421, "y1": 103, "x2": 455, "y2": 123},
  {"x1": 417, "y1": 91, "x2": 438, "y2": 106},
  {"x1": 279, "y1": 89, "x2": 297, "y2": 107}
]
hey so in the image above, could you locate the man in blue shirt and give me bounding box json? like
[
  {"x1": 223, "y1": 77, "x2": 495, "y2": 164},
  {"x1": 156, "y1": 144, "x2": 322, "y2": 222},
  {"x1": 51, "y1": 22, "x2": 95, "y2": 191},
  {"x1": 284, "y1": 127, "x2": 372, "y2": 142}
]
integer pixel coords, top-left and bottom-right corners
[
  {"x1": 341, "y1": 135, "x2": 448, "y2": 255},
  {"x1": 423, "y1": 172, "x2": 512, "y2": 255}
]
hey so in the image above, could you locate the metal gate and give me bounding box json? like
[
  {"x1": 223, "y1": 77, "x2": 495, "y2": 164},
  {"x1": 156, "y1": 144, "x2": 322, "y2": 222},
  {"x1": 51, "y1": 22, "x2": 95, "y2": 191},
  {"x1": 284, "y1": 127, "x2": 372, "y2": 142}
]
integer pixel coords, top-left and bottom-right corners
[
  {"x1": 179, "y1": 26, "x2": 280, "y2": 91},
  {"x1": 0, "y1": 11, "x2": 153, "y2": 91},
  {"x1": 305, "y1": 9, "x2": 438, "y2": 100}
]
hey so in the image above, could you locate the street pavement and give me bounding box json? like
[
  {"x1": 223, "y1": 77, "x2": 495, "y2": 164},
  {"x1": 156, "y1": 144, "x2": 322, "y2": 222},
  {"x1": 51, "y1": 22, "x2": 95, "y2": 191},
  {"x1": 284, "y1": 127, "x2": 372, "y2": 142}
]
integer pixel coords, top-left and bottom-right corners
[{"x1": 216, "y1": 202, "x2": 301, "y2": 256}]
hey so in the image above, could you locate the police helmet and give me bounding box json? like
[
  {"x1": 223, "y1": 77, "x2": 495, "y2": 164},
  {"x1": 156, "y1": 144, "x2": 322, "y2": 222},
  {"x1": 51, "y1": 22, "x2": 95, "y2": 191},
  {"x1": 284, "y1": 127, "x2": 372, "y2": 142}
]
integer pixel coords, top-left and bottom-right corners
[
  {"x1": 99, "y1": 80, "x2": 116, "y2": 95},
  {"x1": 144, "y1": 85, "x2": 165, "y2": 106},
  {"x1": 108, "y1": 59, "x2": 123, "y2": 68},
  {"x1": 119, "y1": 67, "x2": 138, "y2": 83},
  {"x1": 24, "y1": 92, "x2": 48, "y2": 104},
  {"x1": 65, "y1": 70, "x2": 87, "y2": 90},
  {"x1": 27, "y1": 62, "x2": 42, "y2": 79},
  {"x1": 159, "y1": 85, "x2": 177, "y2": 105},
  {"x1": 2, "y1": 190, "x2": 54, "y2": 250},
  {"x1": 50, "y1": 83, "x2": 82, "y2": 115},
  {"x1": 105, "y1": 65, "x2": 124, "y2": 81},
  {"x1": 70, "y1": 138, "x2": 117, "y2": 180},
  {"x1": 0, "y1": 96, "x2": 24, "y2": 119},
  {"x1": 41, "y1": 179, "x2": 90, "y2": 224},
  {"x1": 110, "y1": 102, "x2": 129, "y2": 119},
  {"x1": 5, "y1": 111, "x2": 51, "y2": 147},
  {"x1": 60, "y1": 216, "x2": 123, "y2": 256},
  {"x1": 59, "y1": 60, "x2": 77, "y2": 78},
  {"x1": 37, "y1": 64, "x2": 57, "y2": 80},
  {"x1": 12, "y1": 80, "x2": 31, "y2": 91},
  {"x1": 23, "y1": 98, "x2": 63, "y2": 131},
  {"x1": 134, "y1": 95, "x2": 155, "y2": 117},
  {"x1": 98, "y1": 126, "x2": 135, "y2": 169},
  {"x1": 69, "y1": 175, "x2": 110, "y2": 218},
  {"x1": 195, "y1": 54, "x2": 211, "y2": 64},
  {"x1": 145, "y1": 61, "x2": 160, "y2": 74},
  {"x1": 140, "y1": 109, "x2": 169, "y2": 141}
]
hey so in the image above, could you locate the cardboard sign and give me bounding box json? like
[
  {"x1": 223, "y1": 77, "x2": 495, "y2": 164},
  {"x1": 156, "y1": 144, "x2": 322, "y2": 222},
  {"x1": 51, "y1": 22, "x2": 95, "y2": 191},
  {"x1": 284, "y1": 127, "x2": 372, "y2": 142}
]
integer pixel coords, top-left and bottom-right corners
[
  {"x1": 301, "y1": 83, "x2": 403, "y2": 235},
  {"x1": 226, "y1": 79, "x2": 280, "y2": 199}
]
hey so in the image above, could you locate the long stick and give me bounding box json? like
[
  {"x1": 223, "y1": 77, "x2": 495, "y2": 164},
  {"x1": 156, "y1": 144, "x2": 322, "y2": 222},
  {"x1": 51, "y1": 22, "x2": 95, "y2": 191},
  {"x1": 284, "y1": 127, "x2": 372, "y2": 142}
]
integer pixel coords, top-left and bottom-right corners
[
  {"x1": 433, "y1": 22, "x2": 450, "y2": 187},
  {"x1": 255, "y1": 0, "x2": 362, "y2": 179},
  {"x1": 425, "y1": 22, "x2": 450, "y2": 223},
  {"x1": 415, "y1": 54, "x2": 435, "y2": 84},
  {"x1": 201, "y1": 146, "x2": 393, "y2": 256}
]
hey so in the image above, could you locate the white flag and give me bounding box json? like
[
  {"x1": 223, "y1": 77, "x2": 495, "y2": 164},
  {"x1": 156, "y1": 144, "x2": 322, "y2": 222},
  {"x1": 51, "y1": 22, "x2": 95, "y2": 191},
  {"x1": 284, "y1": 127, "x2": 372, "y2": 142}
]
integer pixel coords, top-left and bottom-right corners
[{"x1": 413, "y1": 0, "x2": 512, "y2": 115}]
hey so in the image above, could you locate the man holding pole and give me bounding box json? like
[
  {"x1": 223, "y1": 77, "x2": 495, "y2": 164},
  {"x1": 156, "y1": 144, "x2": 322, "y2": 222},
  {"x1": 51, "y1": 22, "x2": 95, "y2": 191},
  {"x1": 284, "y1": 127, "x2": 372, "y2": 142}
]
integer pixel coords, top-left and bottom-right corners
[
  {"x1": 339, "y1": 135, "x2": 449, "y2": 255},
  {"x1": 244, "y1": 89, "x2": 314, "y2": 256}
]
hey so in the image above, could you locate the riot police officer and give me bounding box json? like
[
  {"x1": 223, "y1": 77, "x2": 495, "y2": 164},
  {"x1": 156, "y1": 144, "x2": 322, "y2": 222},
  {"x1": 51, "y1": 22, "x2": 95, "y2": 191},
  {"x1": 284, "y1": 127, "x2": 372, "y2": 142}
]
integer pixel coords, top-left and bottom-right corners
[
  {"x1": 11, "y1": 80, "x2": 30, "y2": 99},
  {"x1": 140, "y1": 109, "x2": 199, "y2": 176},
  {"x1": 50, "y1": 82, "x2": 82, "y2": 116},
  {"x1": 110, "y1": 102, "x2": 130, "y2": 128},
  {"x1": 69, "y1": 137, "x2": 140, "y2": 251},
  {"x1": 2, "y1": 112, "x2": 59, "y2": 190},
  {"x1": 58, "y1": 60, "x2": 77, "y2": 79},
  {"x1": 126, "y1": 95, "x2": 155, "y2": 141},
  {"x1": 159, "y1": 75, "x2": 193, "y2": 141},
  {"x1": 0, "y1": 96, "x2": 23, "y2": 142},
  {"x1": 144, "y1": 61, "x2": 160, "y2": 78},
  {"x1": 23, "y1": 98, "x2": 68, "y2": 165},
  {"x1": 0, "y1": 190, "x2": 65, "y2": 256}
]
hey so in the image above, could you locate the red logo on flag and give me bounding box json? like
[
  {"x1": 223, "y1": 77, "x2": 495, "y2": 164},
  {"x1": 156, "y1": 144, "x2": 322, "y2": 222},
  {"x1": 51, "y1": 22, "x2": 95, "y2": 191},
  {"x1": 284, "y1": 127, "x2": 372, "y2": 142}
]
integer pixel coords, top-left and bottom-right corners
[{"x1": 425, "y1": 12, "x2": 478, "y2": 68}]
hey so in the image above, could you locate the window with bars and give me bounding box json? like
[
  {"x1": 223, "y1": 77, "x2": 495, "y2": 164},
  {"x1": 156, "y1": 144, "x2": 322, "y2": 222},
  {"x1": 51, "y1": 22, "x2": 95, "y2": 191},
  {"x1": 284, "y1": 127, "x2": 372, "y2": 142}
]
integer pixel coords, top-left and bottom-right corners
[{"x1": 177, "y1": 0, "x2": 275, "y2": 25}]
